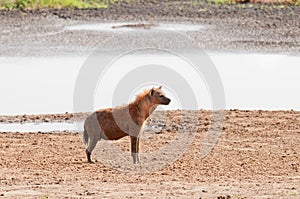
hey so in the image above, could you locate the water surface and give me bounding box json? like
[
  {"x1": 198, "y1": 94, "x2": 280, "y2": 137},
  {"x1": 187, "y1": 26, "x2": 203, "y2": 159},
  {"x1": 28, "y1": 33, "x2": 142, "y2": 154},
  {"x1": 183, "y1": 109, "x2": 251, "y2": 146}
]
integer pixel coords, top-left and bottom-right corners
[
  {"x1": 0, "y1": 122, "x2": 83, "y2": 133},
  {"x1": 65, "y1": 22, "x2": 205, "y2": 32},
  {"x1": 0, "y1": 53, "x2": 299, "y2": 115}
]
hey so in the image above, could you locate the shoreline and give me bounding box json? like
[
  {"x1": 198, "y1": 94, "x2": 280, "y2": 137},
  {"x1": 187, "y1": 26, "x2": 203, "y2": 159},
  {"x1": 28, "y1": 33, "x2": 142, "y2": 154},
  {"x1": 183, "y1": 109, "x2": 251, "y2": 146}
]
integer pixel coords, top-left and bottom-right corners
[
  {"x1": 1, "y1": 1, "x2": 300, "y2": 55},
  {"x1": 0, "y1": 109, "x2": 299, "y2": 124}
]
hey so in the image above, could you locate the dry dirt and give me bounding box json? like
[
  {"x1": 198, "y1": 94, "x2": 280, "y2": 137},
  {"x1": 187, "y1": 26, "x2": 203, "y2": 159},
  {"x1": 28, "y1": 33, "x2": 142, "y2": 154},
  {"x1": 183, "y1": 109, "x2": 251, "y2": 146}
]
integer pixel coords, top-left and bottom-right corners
[{"x1": 0, "y1": 110, "x2": 299, "y2": 198}]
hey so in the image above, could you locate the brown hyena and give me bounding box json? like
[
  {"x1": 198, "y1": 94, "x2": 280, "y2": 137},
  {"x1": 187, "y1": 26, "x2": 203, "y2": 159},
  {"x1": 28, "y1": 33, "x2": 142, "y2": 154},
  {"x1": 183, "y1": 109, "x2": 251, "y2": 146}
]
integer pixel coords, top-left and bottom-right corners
[{"x1": 83, "y1": 86, "x2": 171, "y2": 164}]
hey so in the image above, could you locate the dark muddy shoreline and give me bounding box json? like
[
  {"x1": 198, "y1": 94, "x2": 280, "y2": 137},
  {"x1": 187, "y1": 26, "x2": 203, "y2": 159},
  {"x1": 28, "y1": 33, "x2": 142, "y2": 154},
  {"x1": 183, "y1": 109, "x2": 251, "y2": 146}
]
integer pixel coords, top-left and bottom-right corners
[
  {"x1": 2, "y1": 1, "x2": 299, "y2": 22},
  {"x1": 0, "y1": 109, "x2": 298, "y2": 124},
  {"x1": 1, "y1": 1, "x2": 300, "y2": 56}
]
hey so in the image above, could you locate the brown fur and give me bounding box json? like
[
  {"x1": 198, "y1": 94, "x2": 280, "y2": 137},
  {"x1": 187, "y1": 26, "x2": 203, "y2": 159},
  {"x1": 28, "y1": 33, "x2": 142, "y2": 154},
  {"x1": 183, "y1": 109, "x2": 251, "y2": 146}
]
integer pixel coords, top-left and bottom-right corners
[{"x1": 83, "y1": 86, "x2": 171, "y2": 163}]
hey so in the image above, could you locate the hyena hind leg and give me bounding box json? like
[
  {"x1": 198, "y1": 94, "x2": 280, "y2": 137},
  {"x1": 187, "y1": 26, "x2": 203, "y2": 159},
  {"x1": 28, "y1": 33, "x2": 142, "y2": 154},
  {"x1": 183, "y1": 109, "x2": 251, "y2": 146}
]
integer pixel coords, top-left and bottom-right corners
[{"x1": 86, "y1": 138, "x2": 98, "y2": 164}]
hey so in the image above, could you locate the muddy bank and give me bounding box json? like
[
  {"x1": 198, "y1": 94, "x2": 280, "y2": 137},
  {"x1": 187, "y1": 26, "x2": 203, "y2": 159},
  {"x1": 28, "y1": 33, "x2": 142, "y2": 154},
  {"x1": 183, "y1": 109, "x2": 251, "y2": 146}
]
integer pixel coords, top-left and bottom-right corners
[
  {"x1": 0, "y1": 110, "x2": 299, "y2": 198},
  {"x1": 0, "y1": 109, "x2": 299, "y2": 123},
  {"x1": 1, "y1": 1, "x2": 300, "y2": 56}
]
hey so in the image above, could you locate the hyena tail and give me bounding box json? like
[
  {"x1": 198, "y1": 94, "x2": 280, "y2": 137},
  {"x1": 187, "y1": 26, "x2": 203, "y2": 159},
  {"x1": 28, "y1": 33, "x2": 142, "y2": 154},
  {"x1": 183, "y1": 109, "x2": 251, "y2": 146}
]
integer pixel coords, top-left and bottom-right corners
[{"x1": 83, "y1": 126, "x2": 89, "y2": 146}]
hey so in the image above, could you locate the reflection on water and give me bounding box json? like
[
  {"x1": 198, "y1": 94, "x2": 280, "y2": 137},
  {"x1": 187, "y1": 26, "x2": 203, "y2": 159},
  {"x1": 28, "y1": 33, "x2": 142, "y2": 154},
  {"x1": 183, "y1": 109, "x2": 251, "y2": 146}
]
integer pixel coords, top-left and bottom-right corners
[
  {"x1": 0, "y1": 57, "x2": 84, "y2": 115},
  {"x1": 208, "y1": 53, "x2": 300, "y2": 110},
  {"x1": 0, "y1": 122, "x2": 83, "y2": 133},
  {"x1": 0, "y1": 121, "x2": 163, "y2": 133},
  {"x1": 0, "y1": 53, "x2": 299, "y2": 115},
  {"x1": 65, "y1": 22, "x2": 205, "y2": 32}
]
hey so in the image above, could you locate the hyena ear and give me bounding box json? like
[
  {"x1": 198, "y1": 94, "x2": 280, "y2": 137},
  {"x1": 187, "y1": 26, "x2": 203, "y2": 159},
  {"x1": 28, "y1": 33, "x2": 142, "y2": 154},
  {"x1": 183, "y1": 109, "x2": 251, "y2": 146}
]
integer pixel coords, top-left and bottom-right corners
[
  {"x1": 150, "y1": 88, "x2": 155, "y2": 96},
  {"x1": 158, "y1": 85, "x2": 162, "y2": 89}
]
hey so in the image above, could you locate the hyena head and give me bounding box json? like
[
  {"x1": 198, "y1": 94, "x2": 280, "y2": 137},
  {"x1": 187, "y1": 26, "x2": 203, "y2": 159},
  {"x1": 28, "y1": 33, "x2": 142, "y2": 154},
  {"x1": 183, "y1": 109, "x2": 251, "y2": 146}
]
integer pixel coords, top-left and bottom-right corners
[{"x1": 149, "y1": 86, "x2": 171, "y2": 105}]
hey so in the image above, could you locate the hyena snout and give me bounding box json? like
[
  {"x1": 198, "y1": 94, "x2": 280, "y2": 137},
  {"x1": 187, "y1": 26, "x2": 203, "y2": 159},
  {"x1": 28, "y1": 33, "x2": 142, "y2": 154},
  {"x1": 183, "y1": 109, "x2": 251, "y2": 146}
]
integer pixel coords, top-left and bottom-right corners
[{"x1": 161, "y1": 96, "x2": 171, "y2": 105}]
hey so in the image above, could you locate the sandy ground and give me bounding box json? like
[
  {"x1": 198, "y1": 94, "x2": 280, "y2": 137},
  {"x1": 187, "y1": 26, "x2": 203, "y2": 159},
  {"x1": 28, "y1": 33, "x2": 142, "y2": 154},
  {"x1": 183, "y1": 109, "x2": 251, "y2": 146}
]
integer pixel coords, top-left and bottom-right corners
[{"x1": 0, "y1": 110, "x2": 299, "y2": 198}]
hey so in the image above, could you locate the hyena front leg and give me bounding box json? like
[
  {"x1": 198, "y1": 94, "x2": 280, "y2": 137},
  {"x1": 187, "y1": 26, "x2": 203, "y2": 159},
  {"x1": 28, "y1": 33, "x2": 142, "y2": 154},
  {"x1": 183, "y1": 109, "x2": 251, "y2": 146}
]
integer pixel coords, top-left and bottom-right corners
[
  {"x1": 136, "y1": 137, "x2": 140, "y2": 163},
  {"x1": 130, "y1": 136, "x2": 140, "y2": 164}
]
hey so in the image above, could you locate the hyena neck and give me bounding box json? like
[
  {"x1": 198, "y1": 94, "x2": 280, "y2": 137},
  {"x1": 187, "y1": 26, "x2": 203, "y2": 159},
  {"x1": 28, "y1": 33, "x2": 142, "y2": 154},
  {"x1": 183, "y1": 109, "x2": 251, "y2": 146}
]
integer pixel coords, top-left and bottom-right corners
[
  {"x1": 130, "y1": 98, "x2": 157, "y2": 125},
  {"x1": 139, "y1": 103, "x2": 157, "y2": 124}
]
